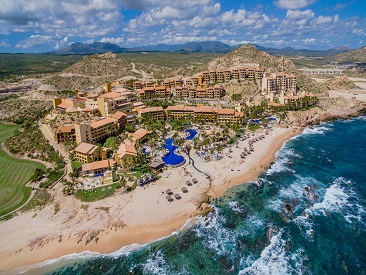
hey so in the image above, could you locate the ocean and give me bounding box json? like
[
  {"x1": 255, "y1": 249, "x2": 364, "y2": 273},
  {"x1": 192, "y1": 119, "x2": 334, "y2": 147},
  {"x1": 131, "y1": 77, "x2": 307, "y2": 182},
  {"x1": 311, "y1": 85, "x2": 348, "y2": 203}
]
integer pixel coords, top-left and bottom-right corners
[{"x1": 25, "y1": 117, "x2": 366, "y2": 275}]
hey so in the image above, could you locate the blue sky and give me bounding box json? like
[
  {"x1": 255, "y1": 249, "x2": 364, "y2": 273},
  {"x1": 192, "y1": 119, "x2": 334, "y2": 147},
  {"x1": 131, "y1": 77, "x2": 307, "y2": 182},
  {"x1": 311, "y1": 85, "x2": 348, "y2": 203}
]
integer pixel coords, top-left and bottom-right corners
[{"x1": 0, "y1": 0, "x2": 365, "y2": 53}]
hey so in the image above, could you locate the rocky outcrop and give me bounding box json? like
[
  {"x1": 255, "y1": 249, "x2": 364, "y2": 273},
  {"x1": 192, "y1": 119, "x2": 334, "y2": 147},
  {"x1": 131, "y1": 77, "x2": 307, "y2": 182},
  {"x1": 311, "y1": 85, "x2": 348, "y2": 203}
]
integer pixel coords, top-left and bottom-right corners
[{"x1": 287, "y1": 97, "x2": 366, "y2": 127}]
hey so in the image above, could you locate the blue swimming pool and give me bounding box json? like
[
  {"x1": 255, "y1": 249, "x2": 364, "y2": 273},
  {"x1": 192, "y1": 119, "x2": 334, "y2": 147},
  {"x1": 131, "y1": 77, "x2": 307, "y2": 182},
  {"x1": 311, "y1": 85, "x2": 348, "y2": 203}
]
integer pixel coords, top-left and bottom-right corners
[
  {"x1": 162, "y1": 138, "x2": 184, "y2": 165},
  {"x1": 185, "y1": 129, "x2": 197, "y2": 140}
]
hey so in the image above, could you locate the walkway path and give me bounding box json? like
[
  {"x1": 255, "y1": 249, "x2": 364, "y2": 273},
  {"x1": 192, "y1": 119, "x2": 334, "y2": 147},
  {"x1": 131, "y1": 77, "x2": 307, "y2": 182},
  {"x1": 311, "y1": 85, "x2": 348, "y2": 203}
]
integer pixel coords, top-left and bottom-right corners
[
  {"x1": 39, "y1": 122, "x2": 72, "y2": 182},
  {"x1": 0, "y1": 184, "x2": 38, "y2": 219}
]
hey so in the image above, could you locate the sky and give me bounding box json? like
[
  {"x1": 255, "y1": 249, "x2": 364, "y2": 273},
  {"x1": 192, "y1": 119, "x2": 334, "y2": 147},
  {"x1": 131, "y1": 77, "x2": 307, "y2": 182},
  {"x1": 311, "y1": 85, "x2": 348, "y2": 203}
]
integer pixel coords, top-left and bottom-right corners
[{"x1": 0, "y1": 0, "x2": 365, "y2": 53}]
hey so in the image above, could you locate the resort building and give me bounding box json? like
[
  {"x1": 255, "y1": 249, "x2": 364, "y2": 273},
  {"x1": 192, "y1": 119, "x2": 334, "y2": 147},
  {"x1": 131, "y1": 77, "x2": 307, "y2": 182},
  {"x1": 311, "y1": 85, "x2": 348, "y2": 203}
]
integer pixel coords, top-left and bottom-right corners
[
  {"x1": 115, "y1": 140, "x2": 137, "y2": 166},
  {"x1": 132, "y1": 128, "x2": 152, "y2": 142},
  {"x1": 110, "y1": 111, "x2": 127, "y2": 130},
  {"x1": 81, "y1": 159, "x2": 114, "y2": 176},
  {"x1": 165, "y1": 105, "x2": 246, "y2": 124},
  {"x1": 138, "y1": 106, "x2": 165, "y2": 121},
  {"x1": 262, "y1": 73, "x2": 297, "y2": 101},
  {"x1": 55, "y1": 124, "x2": 76, "y2": 144},
  {"x1": 75, "y1": 142, "x2": 98, "y2": 163},
  {"x1": 75, "y1": 117, "x2": 116, "y2": 144}
]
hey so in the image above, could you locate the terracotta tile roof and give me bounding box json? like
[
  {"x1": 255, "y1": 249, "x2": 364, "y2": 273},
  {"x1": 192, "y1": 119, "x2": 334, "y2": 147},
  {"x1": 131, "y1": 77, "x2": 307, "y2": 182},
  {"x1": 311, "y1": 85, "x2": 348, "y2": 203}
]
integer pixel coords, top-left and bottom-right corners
[
  {"x1": 75, "y1": 142, "x2": 98, "y2": 154},
  {"x1": 133, "y1": 128, "x2": 151, "y2": 140},
  {"x1": 110, "y1": 111, "x2": 127, "y2": 120},
  {"x1": 194, "y1": 106, "x2": 214, "y2": 113},
  {"x1": 132, "y1": 101, "x2": 145, "y2": 107},
  {"x1": 82, "y1": 159, "x2": 114, "y2": 172},
  {"x1": 140, "y1": 107, "x2": 163, "y2": 114},
  {"x1": 90, "y1": 117, "x2": 115, "y2": 129},
  {"x1": 57, "y1": 102, "x2": 73, "y2": 109},
  {"x1": 116, "y1": 140, "x2": 137, "y2": 158},
  {"x1": 99, "y1": 91, "x2": 122, "y2": 99},
  {"x1": 217, "y1": 108, "x2": 235, "y2": 115},
  {"x1": 56, "y1": 124, "x2": 75, "y2": 133}
]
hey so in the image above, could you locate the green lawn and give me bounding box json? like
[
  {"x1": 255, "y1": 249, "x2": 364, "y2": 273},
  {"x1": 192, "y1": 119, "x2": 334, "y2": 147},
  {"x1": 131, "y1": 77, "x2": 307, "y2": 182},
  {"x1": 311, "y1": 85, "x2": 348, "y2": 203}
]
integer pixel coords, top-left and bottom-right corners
[
  {"x1": 75, "y1": 182, "x2": 120, "y2": 202},
  {"x1": 0, "y1": 122, "x2": 46, "y2": 216}
]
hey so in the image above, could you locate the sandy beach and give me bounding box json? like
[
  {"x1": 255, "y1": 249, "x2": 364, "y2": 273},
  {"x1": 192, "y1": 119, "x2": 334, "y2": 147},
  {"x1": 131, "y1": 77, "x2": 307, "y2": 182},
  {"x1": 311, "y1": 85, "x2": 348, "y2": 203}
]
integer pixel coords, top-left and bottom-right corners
[{"x1": 0, "y1": 125, "x2": 300, "y2": 273}]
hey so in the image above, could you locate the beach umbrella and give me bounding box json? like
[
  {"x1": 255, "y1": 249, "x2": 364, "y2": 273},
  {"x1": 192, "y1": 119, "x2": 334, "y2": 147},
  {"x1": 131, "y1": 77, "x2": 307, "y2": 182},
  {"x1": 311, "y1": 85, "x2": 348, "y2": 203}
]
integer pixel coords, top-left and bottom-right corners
[
  {"x1": 192, "y1": 178, "x2": 198, "y2": 183},
  {"x1": 166, "y1": 195, "x2": 172, "y2": 200},
  {"x1": 186, "y1": 180, "x2": 192, "y2": 186},
  {"x1": 166, "y1": 189, "x2": 173, "y2": 195},
  {"x1": 181, "y1": 187, "x2": 188, "y2": 193},
  {"x1": 174, "y1": 193, "x2": 181, "y2": 199}
]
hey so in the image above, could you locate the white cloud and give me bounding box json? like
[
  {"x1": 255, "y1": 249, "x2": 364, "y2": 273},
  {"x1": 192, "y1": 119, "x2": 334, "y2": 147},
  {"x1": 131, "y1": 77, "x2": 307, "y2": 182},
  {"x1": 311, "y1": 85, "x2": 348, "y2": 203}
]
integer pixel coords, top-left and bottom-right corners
[
  {"x1": 274, "y1": 0, "x2": 316, "y2": 10},
  {"x1": 15, "y1": 34, "x2": 69, "y2": 49},
  {"x1": 0, "y1": 41, "x2": 10, "y2": 47},
  {"x1": 303, "y1": 38, "x2": 315, "y2": 43},
  {"x1": 100, "y1": 37, "x2": 124, "y2": 45},
  {"x1": 0, "y1": 0, "x2": 122, "y2": 37}
]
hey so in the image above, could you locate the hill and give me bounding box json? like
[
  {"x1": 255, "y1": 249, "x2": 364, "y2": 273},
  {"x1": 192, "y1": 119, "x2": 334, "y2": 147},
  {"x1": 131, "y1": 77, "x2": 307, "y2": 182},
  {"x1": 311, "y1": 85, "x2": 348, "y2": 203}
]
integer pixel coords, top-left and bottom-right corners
[
  {"x1": 51, "y1": 42, "x2": 127, "y2": 55},
  {"x1": 45, "y1": 52, "x2": 132, "y2": 90},
  {"x1": 208, "y1": 44, "x2": 296, "y2": 72},
  {"x1": 208, "y1": 44, "x2": 327, "y2": 95},
  {"x1": 336, "y1": 46, "x2": 366, "y2": 62}
]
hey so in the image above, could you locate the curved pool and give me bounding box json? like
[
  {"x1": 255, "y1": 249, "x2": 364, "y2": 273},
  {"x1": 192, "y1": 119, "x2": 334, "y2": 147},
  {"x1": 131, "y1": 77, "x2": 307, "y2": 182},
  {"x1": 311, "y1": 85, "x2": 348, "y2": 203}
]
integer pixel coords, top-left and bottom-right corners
[
  {"x1": 185, "y1": 129, "x2": 197, "y2": 140},
  {"x1": 162, "y1": 138, "x2": 185, "y2": 165}
]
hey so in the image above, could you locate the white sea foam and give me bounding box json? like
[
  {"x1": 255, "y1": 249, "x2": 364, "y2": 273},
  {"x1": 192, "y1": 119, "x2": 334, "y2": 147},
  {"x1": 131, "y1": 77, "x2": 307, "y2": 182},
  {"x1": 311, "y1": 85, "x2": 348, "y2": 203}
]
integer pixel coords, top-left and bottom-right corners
[
  {"x1": 306, "y1": 178, "x2": 366, "y2": 228},
  {"x1": 239, "y1": 230, "x2": 306, "y2": 275},
  {"x1": 142, "y1": 250, "x2": 172, "y2": 275},
  {"x1": 193, "y1": 207, "x2": 243, "y2": 257},
  {"x1": 266, "y1": 148, "x2": 297, "y2": 176},
  {"x1": 302, "y1": 124, "x2": 332, "y2": 136},
  {"x1": 293, "y1": 215, "x2": 314, "y2": 242},
  {"x1": 267, "y1": 176, "x2": 319, "y2": 213}
]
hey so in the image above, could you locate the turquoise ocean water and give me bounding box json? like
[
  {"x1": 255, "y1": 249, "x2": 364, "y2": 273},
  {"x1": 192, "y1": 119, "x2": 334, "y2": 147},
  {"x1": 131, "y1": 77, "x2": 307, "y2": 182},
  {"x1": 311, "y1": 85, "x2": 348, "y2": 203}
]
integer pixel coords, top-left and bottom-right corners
[{"x1": 23, "y1": 117, "x2": 366, "y2": 274}]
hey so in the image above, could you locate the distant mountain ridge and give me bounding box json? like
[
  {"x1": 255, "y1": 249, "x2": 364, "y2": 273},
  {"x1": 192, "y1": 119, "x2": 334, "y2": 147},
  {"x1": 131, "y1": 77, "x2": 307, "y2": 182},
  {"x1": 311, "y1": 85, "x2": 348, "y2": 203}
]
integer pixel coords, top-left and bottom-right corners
[
  {"x1": 50, "y1": 42, "x2": 127, "y2": 55},
  {"x1": 50, "y1": 41, "x2": 360, "y2": 59},
  {"x1": 51, "y1": 41, "x2": 234, "y2": 54}
]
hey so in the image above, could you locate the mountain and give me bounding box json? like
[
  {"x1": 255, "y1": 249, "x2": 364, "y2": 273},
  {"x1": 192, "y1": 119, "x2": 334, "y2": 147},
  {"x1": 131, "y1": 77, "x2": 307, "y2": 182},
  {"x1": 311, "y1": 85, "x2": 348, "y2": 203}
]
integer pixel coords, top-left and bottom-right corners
[
  {"x1": 50, "y1": 41, "x2": 234, "y2": 54},
  {"x1": 251, "y1": 44, "x2": 350, "y2": 58},
  {"x1": 129, "y1": 41, "x2": 234, "y2": 53},
  {"x1": 336, "y1": 46, "x2": 366, "y2": 62},
  {"x1": 50, "y1": 42, "x2": 127, "y2": 55}
]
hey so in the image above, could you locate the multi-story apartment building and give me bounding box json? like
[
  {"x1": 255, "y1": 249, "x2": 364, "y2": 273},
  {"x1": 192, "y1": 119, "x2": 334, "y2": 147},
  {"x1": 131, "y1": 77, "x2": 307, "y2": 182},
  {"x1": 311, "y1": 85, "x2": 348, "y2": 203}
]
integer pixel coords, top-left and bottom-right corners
[
  {"x1": 262, "y1": 73, "x2": 297, "y2": 101},
  {"x1": 224, "y1": 70, "x2": 232, "y2": 82},
  {"x1": 216, "y1": 70, "x2": 225, "y2": 82},
  {"x1": 55, "y1": 124, "x2": 76, "y2": 143},
  {"x1": 165, "y1": 105, "x2": 246, "y2": 124},
  {"x1": 165, "y1": 105, "x2": 195, "y2": 120},
  {"x1": 209, "y1": 71, "x2": 217, "y2": 83},
  {"x1": 138, "y1": 87, "x2": 155, "y2": 100},
  {"x1": 139, "y1": 106, "x2": 165, "y2": 121},
  {"x1": 74, "y1": 142, "x2": 109, "y2": 163}
]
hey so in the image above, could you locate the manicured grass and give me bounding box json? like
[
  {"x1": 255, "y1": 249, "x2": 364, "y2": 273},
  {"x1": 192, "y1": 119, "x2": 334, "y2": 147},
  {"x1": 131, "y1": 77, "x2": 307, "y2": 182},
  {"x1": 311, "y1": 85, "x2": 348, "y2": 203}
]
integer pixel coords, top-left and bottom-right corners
[
  {"x1": 0, "y1": 122, "x2": 46, "y2": 216},
  {"x1": 72, "y1": 161, "x2": 82, "y2": 170},
  {"x1": 75, "y1": 182, "x2": 120, "y2": 202}
]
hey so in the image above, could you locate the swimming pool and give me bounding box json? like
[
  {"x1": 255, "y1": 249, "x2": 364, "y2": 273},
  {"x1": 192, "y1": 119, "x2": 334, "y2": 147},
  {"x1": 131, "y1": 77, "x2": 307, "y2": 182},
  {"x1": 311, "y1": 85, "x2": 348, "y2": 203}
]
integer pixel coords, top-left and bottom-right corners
[
  {"x1": 185, "y1": 129, "x2": 197, "y2": 140},
  {"x1": 162, "y1": 138, "x2": 185, "y2": 165}
]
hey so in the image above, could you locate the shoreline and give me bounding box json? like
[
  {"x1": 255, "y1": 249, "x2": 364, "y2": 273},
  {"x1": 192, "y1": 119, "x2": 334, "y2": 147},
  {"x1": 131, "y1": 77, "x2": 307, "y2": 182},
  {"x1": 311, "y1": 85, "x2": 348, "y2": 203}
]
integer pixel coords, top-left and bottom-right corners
[{"x1": 0, "y1": 125, "x2": 302, "y2": 273}]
